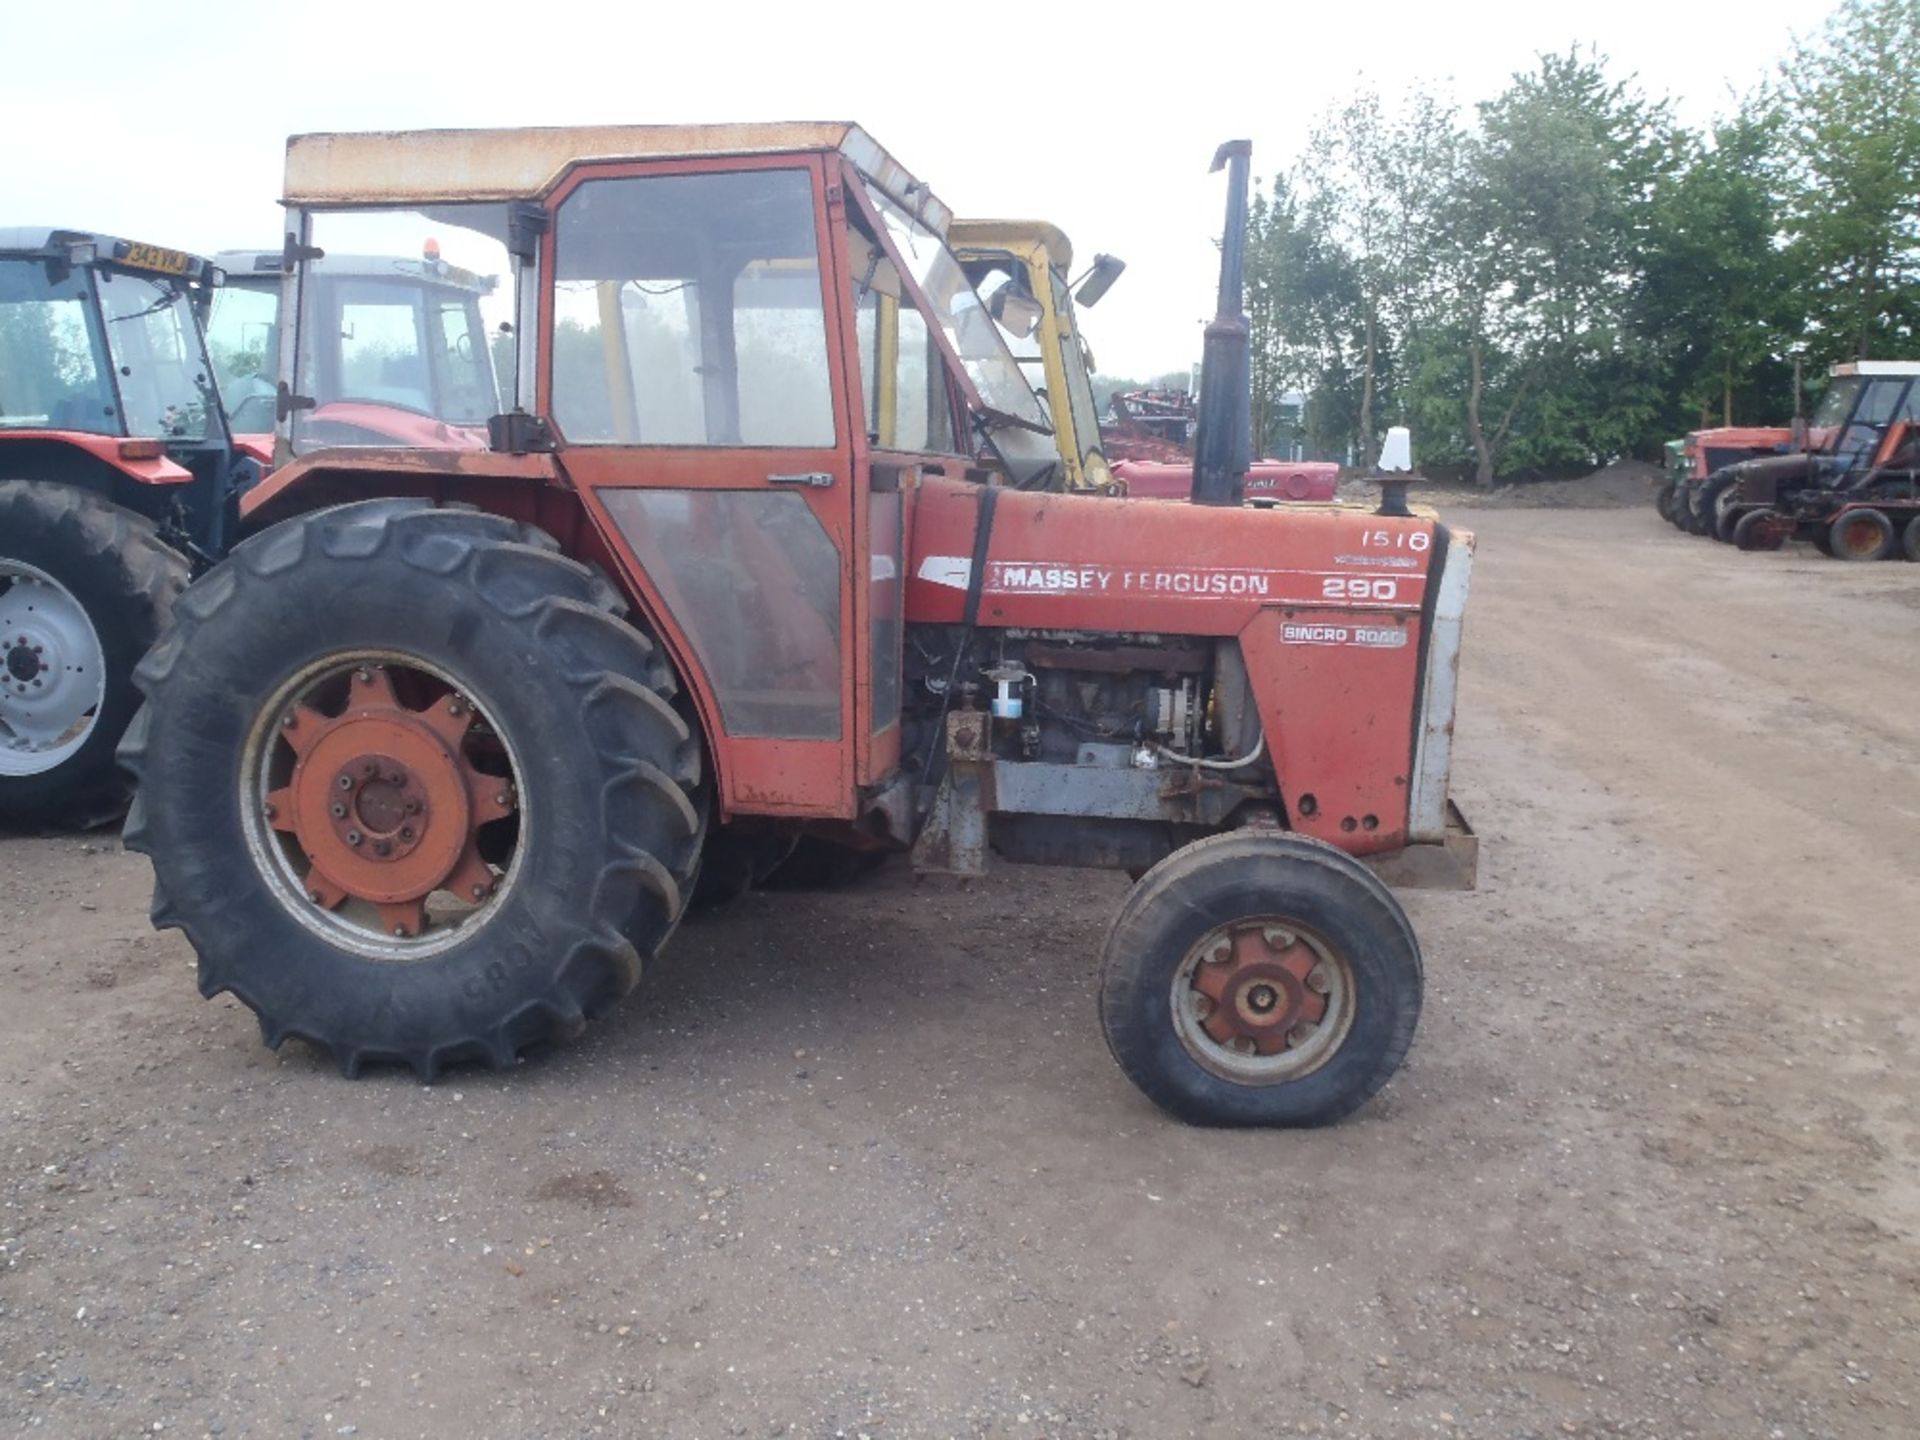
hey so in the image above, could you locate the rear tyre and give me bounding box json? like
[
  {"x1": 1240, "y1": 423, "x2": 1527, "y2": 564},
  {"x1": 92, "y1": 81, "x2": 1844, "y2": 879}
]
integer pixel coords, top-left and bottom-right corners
[
  {"x1": 0, "y1": 481, "x2": 187, "y2": 829},
  {"x1": 1688, "y1": 474, "x2": 1730, "y2": 536},
  {"x1": 1099, "y1": 831, "x2": 1422, "y2": 1127},
  {"x1": 1654, "y1": 484, "x2": 1677, "y2": 522},
  {"x1": 1828, "y1": 508, "x2": 1894, "y2": 562},
  {"x1": 1732, "y1": 509, "x2": 1787, "y2": 551},
  {"x1": 1901, "y1": 515, "x2": 1920, "y2": 563},
  {"x1": 1670, "y1": 485, "x2": 1696, "y2": 530},
  {"x1": 120, "y1": 500, "x2": 706, "y2": 1078}
]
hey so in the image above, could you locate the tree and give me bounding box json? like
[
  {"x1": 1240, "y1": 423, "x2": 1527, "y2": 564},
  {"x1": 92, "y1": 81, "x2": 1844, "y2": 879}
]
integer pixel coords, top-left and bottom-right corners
[
  {"x1": 1464, "y1": 49, "x2": 1680, "y2": 479},
  {"x1": 1776, "y1": 0, "x2": 1920, "y2": 364},
  {"x1": 1635, "y1": 106, "x2": 1798, "y2": 429},
  {"x1": 1247, "y1": 172, "x2": 1365, "y2": 462}
]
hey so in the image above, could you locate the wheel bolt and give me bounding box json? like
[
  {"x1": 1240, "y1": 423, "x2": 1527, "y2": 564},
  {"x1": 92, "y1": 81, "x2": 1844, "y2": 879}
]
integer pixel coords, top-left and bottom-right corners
[
  {"x1": 338, "y1": 774, "x2": 354, "y2": 791},
  {"x1": 346, "y1": 831, "x2": 362, "y2": 846},
  {"x1": 470, "y1": 883, "x2": 487, "y2": 899},
  {"x1": 281, "y1": 713, "x2": 296, "y2": 729},
  {"x1": 400, "y1": 826, "x2": 414, "y2": 840},
  {"x1": 495, "y1": 790, "x2": 512, "y2": 807},
  {"x1": 404, "y1": 799, "x2": 421, "y2": 815},
  {"x1": 263, "y1": 802, "x2": 278, "y2": 821},
  {"x1": 1203, "y1": 939, "x2": 1231, "y2": 965},
  {"x1": 1306, "y1": 965, "x2": 1331, "y2": 994},
  {"x1": 373, "y1": 840, "x2": 391, "y2": 857},
  {"x1": 331, "y1": 803, "x2": 347, "y2": 818},
  {"x1": 392, "y1": 926, "x2": 408, "y2": 938},
  {"x1": 362, "y1": 761, "x2": 378, "y2": 778},
  {"x1": 355, "y1": 668, "x2": 372, "y2": 684},
  {"x1": 307, "y1": 889, "x2": 323, "y2": 903}
]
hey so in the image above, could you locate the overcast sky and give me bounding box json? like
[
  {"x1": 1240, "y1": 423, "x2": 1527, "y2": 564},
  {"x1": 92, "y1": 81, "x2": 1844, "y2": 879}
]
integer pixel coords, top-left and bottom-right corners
[{"x1": 1, "y1": 0, "x2": 1820, "y2": 378}]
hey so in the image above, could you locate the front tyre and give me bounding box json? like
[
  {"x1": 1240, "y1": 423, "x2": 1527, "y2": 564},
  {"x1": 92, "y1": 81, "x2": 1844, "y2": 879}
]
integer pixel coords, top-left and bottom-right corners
[
  {"x1": 0, "y1": 482, "x2": 187, "y2": 828},
  {"x1": 120, "y1": 501, "x2": 705, "y2": 1078},
  {"x1": 1099, "y1": 832, "x2": 1422, "y2": 1127}
]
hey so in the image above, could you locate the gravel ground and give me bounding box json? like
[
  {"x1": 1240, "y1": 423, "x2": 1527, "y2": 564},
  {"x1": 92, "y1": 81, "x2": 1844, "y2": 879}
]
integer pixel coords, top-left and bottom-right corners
[{"x1": 2, "y1": 505, "x2": 1917, "y2": 1439}]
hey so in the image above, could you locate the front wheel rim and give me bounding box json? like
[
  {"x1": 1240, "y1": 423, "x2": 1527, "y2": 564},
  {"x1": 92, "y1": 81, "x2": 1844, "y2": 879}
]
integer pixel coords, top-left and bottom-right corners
[
  {"x1": 242, "y1": 653, "x2": 526, "y2": 961},
  {"x1": 1170, "y1": 918, "x2": 1357, "y2": 1083},
  {"x1": 0, "y1": 559, "x2": 108, "y2": 777}
]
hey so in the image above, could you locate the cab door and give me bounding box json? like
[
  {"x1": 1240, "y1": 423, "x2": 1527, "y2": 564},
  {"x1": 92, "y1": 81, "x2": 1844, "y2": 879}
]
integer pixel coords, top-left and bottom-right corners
[{"x1": 543, "y1": 154, "x2": 860, "y2": 818}]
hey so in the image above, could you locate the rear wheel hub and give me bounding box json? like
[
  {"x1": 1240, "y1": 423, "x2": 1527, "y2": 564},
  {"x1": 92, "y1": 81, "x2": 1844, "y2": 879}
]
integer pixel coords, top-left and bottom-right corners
[
  {"x1": 0, "y1": 561, "x2": 107, "y2": 774},
  {"x1": 262, "y1": 664, "x2": 516, "y2": 942}
]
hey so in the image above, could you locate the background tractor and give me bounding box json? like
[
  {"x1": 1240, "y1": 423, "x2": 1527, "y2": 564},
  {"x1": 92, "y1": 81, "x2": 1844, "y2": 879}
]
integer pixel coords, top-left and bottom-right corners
[
  {"x1": 1658, "y1": 424, "x2": 1791, "y2": 532},
  {"x1": 953, "y1": 220, "x2": 1338, "y2": 506},
  {"x1": 207, "y1": 245, "x2": 504, "y2": 456},
  {"x1": 0, "y1": 228, "x2": 254, "y2": 827},
  {"x1": 951, "y1": 218, "x2": 1124, "y2": 494},
  {"x1": 1721, "y1": 362, "x2": 1920, "y2": 558},
  {"x1": 122, "y1": 124, "x2": 1477, "y2": 1128}
]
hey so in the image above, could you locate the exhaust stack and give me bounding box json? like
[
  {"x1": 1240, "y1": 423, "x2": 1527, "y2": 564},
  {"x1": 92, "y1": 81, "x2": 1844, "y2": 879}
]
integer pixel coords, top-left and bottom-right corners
[{"x1": 1190, "y1": 140, "x2": 1253, "y2": 508}]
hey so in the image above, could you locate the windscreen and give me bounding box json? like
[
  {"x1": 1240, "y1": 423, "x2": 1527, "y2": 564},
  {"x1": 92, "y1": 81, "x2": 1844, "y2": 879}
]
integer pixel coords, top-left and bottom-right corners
[
  {"x1": 290, "y1": 206, "x2": 512, "y2": 453},
  {"x1": 97, "y1": 269, "x2": 217, "y2": 442},
  {"x1": 0, "y1": 258, "x2": 116, "y2": 433},
  {"x1": 205, "y1": 276, "x2": 280, "y2": 434},
  {"x1": 860, "y1": 184, "x2": 1050, "y2": 434}
]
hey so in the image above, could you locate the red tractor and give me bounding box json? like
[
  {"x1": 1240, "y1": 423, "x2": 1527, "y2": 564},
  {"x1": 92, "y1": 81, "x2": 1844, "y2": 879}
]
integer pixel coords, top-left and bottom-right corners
[
  {"x1": 122, "y1": 126, "x2": 1477, "y2": 1127},
  {"x1": 1658, "y1": 425, "x2": 1792, "y2": 534},
  {"x1": 1104, "y1": 386, "x2": 1339, "y2": 503},
  {"x1": 206, "y1": 245, "x2": 505, "y2": 456},
  {"x1": 0, "y1": 228, "x2": 257, "y2": 826}
]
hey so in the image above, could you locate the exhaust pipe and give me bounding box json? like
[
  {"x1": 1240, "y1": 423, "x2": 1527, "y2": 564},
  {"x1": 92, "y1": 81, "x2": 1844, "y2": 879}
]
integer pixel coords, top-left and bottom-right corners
[{"x1": 1190, "y1": 140, "x2": 1253, "y2": 508}]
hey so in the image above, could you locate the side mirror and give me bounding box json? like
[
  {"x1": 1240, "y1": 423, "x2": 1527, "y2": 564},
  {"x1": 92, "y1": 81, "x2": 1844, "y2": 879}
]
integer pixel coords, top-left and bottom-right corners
[
  {"x1": 987, "y1": 271, "x2": 1043, "y2": 339},
  {"x1": 1074, "y1": 253, "x2": 1126, "y2": 308}
]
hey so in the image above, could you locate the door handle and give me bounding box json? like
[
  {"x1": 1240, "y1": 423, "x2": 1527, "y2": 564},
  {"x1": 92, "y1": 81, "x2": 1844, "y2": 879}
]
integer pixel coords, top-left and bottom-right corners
[{"x1": 768, "y1": 471, "x2": 834, "y2": 488}]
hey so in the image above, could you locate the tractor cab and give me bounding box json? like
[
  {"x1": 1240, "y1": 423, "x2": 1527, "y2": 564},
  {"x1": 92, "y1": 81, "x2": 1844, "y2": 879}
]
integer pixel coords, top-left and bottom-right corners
[
  {"x1": 1803, "y1": 362, "x2": 1920, "y2": 471},
  {"x1": 951, "y1": 218, "x2": 1120, "y2": 492},
  {"x1": 209, "y1": 246, "x2": 504, "y2": 457},
  {"x1": 0, "y1": 228, "x2": 247, "y2": 558}
]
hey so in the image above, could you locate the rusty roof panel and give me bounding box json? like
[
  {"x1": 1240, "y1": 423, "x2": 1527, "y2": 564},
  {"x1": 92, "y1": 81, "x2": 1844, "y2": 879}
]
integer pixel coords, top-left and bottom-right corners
[{"x1": 282, "y1": 121, "x2": 951, "y2": 232}]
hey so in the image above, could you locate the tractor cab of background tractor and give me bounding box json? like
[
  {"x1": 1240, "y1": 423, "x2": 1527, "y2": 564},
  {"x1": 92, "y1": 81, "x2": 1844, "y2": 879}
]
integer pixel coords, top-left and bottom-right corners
[
  {"x1": 0, "y1": 229, "x2": 254, "y2": 562},
  {"x1": 1, "y1": 228, "x2": 260, "y2": 827},
  {"x1": 951, "y1": 219, "x2": 1122, "y2": 493},
  {"x1": 208, "y1": 246, "x2": 504, "y2": 459}
]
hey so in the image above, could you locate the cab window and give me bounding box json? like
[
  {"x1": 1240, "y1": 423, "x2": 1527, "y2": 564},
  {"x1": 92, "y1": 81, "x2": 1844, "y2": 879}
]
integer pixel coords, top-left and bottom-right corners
[
  {"x1": 552, "y1": 169, "x2": 835, "y2": 447},
  {"x1": 846, "y1": 227, "x2": 962, "y2": 455}
]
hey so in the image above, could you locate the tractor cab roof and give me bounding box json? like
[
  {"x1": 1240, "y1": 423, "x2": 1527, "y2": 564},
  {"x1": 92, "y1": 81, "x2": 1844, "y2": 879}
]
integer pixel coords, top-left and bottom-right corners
[
  {"x1": 283, "y1": 122, "x2": 952, "y2": 234},
  {"x1": 1831, "y1": 361, "x2": 1920, "y2": 378},
  {"x1": 0, "y1": 227, "x2": 220, "y2": 284},
  {"x1": 214, "y1": 248, "x2": 499, "y2": 295},
  {"x1": 947, "y1": 219, "x2": 1075, "y2": 272}
]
